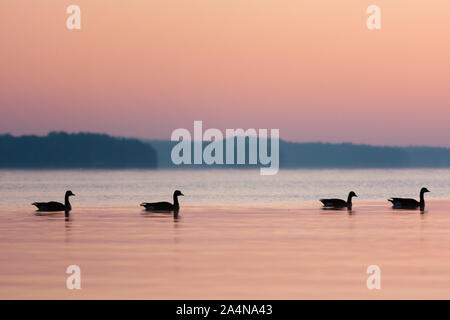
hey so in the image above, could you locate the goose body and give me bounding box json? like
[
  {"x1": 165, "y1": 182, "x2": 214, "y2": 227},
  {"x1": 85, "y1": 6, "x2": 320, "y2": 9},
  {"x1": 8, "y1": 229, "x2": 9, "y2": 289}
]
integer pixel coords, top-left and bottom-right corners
[
  {"x1": 140, "y1": 190, "x2": 184, "y2": 212},
  {"x1": 388, "y1": 187, "x2": 429, "y2": 210},
  {"x1": 320, "y1": 191, "x2": 357, "y2": 209},
  {"x1": 32, "y1": 191, "x2": 75, "y2": 212}
]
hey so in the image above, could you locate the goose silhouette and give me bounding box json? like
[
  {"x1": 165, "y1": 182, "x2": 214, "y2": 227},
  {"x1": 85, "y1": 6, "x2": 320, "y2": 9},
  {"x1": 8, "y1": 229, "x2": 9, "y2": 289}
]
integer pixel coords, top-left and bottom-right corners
[
  {"x1": 32, "y1": 190, "x2": 75, "y2": 212},
  {"x1": 140, "y1": 190, "x2": 184, "y2": 212},
  {"x1": 320, "y1": 191, "x2": 357, "y2": 209},
  {"x1": 388, "y1": 187, "x2": 430, "y2": 210}
]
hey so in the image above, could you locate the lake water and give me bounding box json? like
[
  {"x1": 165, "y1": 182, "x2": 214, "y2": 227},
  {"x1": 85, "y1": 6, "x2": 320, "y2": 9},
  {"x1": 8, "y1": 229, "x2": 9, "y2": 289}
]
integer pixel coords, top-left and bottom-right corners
[{"x1": 1, "y1": 169, "x2": 450, "y2": 299}]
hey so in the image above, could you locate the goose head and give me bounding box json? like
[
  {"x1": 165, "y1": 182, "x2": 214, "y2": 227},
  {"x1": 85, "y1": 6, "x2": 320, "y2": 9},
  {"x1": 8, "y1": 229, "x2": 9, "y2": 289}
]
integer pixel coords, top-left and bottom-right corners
[
  {"x1": 65, "y1": 190, "x2": 75, "y2": 197},
  {"x1": 420, "y1": 187, "x2": 430, "y2": 194},
  {"x1": 348, "y1": 191, "x2": 358, "y2": 199},
  {"x1": 173, "y1": 190, "x2": 184, "y2": 197}
]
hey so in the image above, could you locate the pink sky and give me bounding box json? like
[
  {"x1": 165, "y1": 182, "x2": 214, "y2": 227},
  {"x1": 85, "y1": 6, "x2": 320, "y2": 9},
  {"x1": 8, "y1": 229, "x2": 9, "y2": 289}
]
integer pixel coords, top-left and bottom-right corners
[{"x1": 1, "y1": 1, "x2": 449, "y2": 146}]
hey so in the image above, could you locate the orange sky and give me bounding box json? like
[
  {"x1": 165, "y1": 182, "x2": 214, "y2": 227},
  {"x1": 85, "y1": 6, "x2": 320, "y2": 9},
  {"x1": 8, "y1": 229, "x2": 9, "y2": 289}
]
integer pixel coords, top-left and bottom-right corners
[{"x1": 0, "y1": 1, "x2": 449, "y2": 146}]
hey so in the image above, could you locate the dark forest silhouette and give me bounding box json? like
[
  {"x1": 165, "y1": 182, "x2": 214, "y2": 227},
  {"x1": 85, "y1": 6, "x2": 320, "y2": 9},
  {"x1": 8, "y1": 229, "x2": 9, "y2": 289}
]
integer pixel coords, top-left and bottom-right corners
[
  {"x1": 1, "y1": 132, "x2": 450, "y2": 168},
  {"x1": 0, "y1": 132, "x2": 157, "y2": 168}
]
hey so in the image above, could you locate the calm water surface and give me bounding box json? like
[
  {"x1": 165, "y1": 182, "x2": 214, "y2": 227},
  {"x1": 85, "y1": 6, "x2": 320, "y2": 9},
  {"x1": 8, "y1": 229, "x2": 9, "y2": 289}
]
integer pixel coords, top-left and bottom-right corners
[{"x1": 1, "y1": 169, "x2": 450, "y2": 299}]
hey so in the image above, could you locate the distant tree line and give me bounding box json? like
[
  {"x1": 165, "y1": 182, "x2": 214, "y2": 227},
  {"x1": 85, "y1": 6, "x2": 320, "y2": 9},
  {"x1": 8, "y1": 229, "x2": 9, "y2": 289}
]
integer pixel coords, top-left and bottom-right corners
[
  {"x1": 147, "y1": 139, "x2": 450, "y2": 169},
  {"x1": 278, "y1": 141, "x2": 450, "y2": 168},
  {"x1": 1, "y1": 132, "x2": 449, "y2": 169},
  {"x1": 0, "y1": 132, "x2": 157, "y2": 168}
]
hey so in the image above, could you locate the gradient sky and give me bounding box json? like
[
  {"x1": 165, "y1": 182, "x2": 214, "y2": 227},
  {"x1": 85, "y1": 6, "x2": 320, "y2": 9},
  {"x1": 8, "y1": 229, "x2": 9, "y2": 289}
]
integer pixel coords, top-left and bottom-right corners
[{"x1": 1, "y1": 1, "x2": 449, "y2": 146}]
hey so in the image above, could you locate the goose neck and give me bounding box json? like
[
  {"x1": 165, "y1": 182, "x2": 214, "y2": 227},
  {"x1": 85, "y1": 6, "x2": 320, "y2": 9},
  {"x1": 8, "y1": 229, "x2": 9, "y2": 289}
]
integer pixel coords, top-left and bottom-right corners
[
  {"x1": 65, "y1": 195, "x2": 72, "y2": 210},
  {"x1": 420, "y1": 191, "x2": 425, "y2": 205},
  {"x1": 173, "y1": 194, "x2": 179, "y2": 207},
  {"x1": 347, "y1": 194, "x2": 353, "y2": 205}
]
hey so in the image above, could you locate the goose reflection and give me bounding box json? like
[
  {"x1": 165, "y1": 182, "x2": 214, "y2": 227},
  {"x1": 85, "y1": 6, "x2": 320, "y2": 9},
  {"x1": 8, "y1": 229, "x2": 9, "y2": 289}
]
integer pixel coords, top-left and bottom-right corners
[
  {"x1": 34, "y1": 208, "x2": 72, "y2": 220},
  {"x1": 141, "y1": 207, "x2": 180, "y2": 221}
]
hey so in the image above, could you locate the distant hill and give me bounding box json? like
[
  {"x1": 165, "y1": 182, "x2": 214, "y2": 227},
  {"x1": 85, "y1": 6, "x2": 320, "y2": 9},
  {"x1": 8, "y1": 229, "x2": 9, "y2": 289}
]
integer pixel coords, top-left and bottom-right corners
[
  {"x1": 278, "y1": 141, "x2": 450, "y2": 168},
  {"x1": 146, "y1": 139, "x2": 450, "y2": 168},
  {"x1": 2, "y1": 133, "x2": 449, "y2": 169},
  {"x1": 0, "y1": 132, "x2": 157, "y2": 168}
]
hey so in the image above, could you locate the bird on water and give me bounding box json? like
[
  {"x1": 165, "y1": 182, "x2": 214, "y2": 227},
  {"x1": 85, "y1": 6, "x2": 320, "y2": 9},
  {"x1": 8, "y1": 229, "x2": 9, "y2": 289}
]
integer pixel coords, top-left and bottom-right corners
[
  {"x1": 32, "y1": 190, "x2": 75, "y2": 212},
  {"x1": 140, "y1": 190, "x2": 184, "y2": 212},
  {"x1": 388, "y1": 187, "x2": 430, "y2": 210},
  {"x1": 320, "y1": 191, "x2": 358, "y2": 209}
]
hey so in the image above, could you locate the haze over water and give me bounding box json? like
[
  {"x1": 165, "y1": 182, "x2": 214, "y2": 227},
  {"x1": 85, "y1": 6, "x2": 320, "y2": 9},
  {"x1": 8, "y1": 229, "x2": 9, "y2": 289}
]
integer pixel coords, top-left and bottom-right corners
[{"x1": 1, "y1": 169, "x2": 450, "y2": 299}]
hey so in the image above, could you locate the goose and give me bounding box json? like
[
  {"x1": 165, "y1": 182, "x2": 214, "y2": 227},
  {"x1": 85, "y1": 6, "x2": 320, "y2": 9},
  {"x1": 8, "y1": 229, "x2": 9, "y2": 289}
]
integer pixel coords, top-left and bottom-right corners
[
  {"x1": 388, "y1": 187, "x2": 430, "y2": 210},
  {"x1": 32, "y1": 190, "x2": 75, "y2": 212},
  {"x1": 320, "y1": 191, "x2": 357, "y2": 209},
  {"x1": 140, "y1": 190, "x2": 184, "y2": 212}
]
